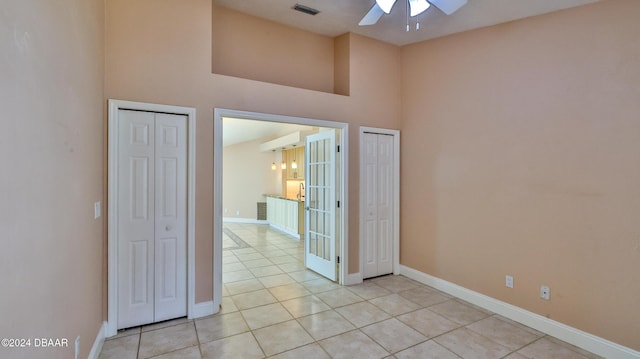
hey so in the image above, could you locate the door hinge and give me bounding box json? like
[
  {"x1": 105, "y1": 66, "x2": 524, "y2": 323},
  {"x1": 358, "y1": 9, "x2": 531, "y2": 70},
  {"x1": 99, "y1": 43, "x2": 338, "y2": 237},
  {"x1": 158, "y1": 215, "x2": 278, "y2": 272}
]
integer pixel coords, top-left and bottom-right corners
[
  {"x1": 337, "y1": 256, "x2": 340, "y2": 264},
  {"x1": 337, "y1": 201, "x2": 340, "y2": 208},
  {"x1": 337, "y1": 145, "x2": 340, "y2": 153}
]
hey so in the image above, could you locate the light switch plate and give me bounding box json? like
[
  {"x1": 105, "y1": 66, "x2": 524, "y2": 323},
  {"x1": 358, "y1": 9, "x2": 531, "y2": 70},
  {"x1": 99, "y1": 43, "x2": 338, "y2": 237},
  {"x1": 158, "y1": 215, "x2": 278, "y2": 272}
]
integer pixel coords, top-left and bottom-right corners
[{"x1": 94, "y1": 201, "x2": 101, "y2": 219}]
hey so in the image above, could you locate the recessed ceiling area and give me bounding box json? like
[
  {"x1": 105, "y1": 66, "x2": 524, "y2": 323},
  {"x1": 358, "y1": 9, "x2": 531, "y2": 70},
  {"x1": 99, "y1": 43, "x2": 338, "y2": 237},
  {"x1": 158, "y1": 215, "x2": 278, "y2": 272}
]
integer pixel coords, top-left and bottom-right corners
[
  {"x1": 212, "y1": 0, "x2": 600, "y2": 46},
  {"x1": 223, "y1": 117, "x2": 316, "y2": 147}
]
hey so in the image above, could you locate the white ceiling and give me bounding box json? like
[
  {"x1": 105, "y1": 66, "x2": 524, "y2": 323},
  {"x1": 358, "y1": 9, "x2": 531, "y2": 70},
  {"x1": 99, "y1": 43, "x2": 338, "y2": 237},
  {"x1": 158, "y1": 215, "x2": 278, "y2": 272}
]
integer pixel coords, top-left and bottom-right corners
[
  {"x1": 223, "y1": 117, "x2": 315, "y2": 147},
  {"x1": 213, "y1": 0, "x2": 599, "y2": 46}
]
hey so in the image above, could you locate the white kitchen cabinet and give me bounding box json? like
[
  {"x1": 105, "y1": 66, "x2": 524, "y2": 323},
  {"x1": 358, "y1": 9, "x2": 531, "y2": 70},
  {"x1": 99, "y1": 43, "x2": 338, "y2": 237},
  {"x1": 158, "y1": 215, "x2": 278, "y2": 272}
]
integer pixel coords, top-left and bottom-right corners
[{"x1": 266, "y1": 196, "x2": 302, "y2": 239}]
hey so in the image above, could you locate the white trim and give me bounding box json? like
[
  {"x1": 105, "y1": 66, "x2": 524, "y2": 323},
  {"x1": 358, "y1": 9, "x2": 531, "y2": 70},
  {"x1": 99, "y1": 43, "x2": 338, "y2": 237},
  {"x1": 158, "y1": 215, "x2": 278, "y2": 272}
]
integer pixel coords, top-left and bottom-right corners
[
  {"x1": 87, "y1": 321, "x2": 107, "y2": 359},
  {"x1": 107, "y1": 99, "x2": 197, "y2": 337},
  {"x1": 222, "y1": 218, "x2": 269, "y2": 225},
  {"x1": 339, "y1": 125, "x2": 349, "y2": 286},
  {"x1": 359, "y1": 127, "x2": 401, "y2": 281},
  {"x1": 214, "y1": 109, "x2": 349, "y2": 308},
  {"x1": 344, "y1": 272, "x2": 363, "y2": 286},
  {"x1": 269, "y1": 223, "x2": 301, "y2": 239},
  {"x1": 192, "y1": 300, "x2": 217, "y2": 318},
  {"x1": 213, "y1": 113, "x2": 224, "y2": 319},
  {"x1": 399, "y1": 265, "x2": 640, "y2": 359}
]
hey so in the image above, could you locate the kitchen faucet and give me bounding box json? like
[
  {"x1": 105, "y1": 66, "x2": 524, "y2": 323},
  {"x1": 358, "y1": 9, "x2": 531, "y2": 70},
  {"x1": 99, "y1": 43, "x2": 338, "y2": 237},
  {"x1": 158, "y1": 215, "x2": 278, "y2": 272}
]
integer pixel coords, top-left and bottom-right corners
[{"x1": 297, "y1": 182, "x2": 305, "y2": 200}]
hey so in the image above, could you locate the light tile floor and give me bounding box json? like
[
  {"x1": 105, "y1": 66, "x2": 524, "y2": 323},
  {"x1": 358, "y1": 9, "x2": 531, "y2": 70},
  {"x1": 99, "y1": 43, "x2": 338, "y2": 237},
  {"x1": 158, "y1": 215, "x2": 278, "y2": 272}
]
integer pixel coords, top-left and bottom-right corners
[{"x1": 100, "y1": 223, "x2": 602, "y2": 359}]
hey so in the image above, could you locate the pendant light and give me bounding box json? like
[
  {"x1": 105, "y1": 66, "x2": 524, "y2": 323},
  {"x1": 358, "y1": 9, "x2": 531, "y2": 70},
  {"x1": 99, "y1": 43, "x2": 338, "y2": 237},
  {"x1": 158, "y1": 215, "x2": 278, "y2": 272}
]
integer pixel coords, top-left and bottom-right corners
[
  {"x1": 281, "y1": 148, "x2": 286, "y2": 169},
  {"x1": 271, "y1": 150, "x2": 277, "y2": 170},
  {"x1": 291, "y1": 145, "x2": 298, "y2": 170}
]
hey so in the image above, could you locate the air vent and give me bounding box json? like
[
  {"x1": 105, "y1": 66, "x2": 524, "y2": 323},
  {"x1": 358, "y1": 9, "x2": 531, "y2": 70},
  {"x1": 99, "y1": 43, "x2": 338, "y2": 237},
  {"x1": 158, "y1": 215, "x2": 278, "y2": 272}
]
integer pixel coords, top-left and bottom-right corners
[{"x1": 292, "y1": 3, "x2": 320, "y2": 16}]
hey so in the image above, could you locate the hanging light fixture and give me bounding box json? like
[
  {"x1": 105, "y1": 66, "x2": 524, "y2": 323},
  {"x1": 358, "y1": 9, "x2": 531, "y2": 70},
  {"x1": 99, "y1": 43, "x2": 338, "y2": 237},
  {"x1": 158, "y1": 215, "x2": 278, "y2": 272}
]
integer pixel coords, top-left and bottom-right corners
[
  {"x1": 271, "y1": 150, "x2": 277, "y2": 170},
  {"x1": 281, "y1": 148, "x2": 287, "y2": 169},
  {"x1": 291, "y1": 145, "x2": 298, "y2": 170}
]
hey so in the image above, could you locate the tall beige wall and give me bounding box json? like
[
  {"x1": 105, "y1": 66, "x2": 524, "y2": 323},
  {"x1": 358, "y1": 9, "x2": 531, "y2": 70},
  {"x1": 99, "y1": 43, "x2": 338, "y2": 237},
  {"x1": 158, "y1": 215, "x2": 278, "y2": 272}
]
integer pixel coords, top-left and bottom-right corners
[
  {"x1": 105, "y1": 0, "x2": 402, "y2": 302},
  {"x1": 0, "y1": 1, "x2": 105, "y2": 358},
  {"x1": 212, "y1": 6, "x2": 335, "y2": 93},
  {"x1": 400, "y1": 0, "x2": 640, "y2": 350},
  {"x1": 223, "y1": 139, "x2": 280, "y2": 220}
]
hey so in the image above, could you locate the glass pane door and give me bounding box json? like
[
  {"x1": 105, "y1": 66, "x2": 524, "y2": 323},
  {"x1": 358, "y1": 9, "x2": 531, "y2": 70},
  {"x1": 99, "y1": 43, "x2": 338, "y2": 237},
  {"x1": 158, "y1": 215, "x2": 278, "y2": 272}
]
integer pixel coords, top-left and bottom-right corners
[{"x1": 304, "y1": 130, "x2": 336, "y2": 281}]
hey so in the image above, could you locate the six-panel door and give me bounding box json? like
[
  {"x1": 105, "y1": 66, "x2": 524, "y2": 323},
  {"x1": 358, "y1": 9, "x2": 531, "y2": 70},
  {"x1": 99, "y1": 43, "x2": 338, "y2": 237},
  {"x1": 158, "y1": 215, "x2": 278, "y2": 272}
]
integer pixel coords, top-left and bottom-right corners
[
  {"x1": 117, "y1": 110, "x2": 187, "y2": 329},
  {"x1": 362, "y1": 132, "x2": 394, "y2": 279}
]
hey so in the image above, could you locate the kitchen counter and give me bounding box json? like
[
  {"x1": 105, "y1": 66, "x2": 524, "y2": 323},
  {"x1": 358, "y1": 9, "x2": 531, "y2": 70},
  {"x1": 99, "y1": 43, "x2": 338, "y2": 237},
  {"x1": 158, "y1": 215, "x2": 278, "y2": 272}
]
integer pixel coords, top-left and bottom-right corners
[
  {"x1": 264, "y1": 194, "x2": 304, "y2": 203},
  {"x1": 265, "y1": 195, "x2": 305, "y2": 238}
]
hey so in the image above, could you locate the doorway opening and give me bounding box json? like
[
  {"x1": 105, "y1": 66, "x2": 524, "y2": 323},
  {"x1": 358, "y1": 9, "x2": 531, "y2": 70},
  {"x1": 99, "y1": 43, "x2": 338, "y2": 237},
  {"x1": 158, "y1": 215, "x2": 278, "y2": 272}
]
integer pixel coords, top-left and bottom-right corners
[{"x1": 213, "y1": 109, "x2": 349, "y2": 312}]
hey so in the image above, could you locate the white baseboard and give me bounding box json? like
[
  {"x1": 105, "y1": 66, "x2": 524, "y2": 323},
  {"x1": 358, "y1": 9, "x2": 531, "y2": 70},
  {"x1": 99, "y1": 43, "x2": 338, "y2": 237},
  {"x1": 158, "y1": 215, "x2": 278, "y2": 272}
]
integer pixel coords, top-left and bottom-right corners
[
  {"x1": 399, "y1": 265, "x2": 640, "y2": 359},
  {"x1": 191, "y1": 300, "x2": 216, "y2": 319},
  {"x1": 223, "y1": 218, "x2": 268, "y2": 225},
  {"x1": 344, "y1": 272, "x2": 363, "y2": 286},
  {"x1": 268, "y1": 223, "x2": 301, "y2": 239},
  {"x1": 88, "y1": 321, "x2": 107, "y2": 359}
]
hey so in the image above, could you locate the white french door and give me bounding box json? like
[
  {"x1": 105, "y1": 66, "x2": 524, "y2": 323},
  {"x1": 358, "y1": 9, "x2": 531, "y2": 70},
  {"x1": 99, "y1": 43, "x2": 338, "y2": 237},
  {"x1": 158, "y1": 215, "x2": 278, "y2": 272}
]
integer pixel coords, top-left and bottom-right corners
[
  {"x1": 117, "y1": 109, "x2": 187, "y2": 329},
  {"x1": 362, "y1": 132, "x2": 394, "y2": 279},
  {"x1": 305, "y1": 130, "x2": 337, "y2": 281}
]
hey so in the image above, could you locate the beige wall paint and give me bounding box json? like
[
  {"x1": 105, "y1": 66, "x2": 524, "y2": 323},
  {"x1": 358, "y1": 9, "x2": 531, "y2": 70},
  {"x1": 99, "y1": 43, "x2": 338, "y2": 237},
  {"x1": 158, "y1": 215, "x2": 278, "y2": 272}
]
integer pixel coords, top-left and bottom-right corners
[
  {"x1": 0, "y1": 0, "x2": 105, "y2": 358},
  {"x1": 334, "y1": 33, "x2": 351, "y2": 96},
  {"x1": 212, "y1": 6, "x2": 335, "y2": 93},
  {"x1": 4, "y1": 0, "x2": 636, "y2": 353},
  {"x1": 223, "y1": 139, "x2": 280, "y2": 220},
  {"x1": 105, "y1": 0, "x2": 402, "y2": 302},
  {"x1": 401, "y1": 0, "x2": 640, "y2": 350}
]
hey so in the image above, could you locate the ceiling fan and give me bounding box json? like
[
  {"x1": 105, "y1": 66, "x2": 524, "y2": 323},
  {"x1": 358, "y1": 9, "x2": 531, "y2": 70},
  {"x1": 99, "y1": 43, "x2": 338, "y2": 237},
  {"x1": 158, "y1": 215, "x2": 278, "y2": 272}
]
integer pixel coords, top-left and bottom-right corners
[{"x1": 359, "y1": 0, "x2": 468, "y2": 26}]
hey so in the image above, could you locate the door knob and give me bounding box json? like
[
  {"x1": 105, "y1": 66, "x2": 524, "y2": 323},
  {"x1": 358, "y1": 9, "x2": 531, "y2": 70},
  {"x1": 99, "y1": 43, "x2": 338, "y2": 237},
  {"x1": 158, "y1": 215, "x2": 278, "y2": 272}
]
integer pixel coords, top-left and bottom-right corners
[{"x1": 165, "y1": 225, "x2": 172, "y2": 231}]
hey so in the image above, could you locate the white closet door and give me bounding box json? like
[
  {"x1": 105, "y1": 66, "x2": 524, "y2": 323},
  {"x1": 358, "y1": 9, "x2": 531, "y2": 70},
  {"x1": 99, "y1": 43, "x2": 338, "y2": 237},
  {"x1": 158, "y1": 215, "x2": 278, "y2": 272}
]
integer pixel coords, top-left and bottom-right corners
[
  {"x1": 117, "y1": 110, "x2": 187, "y2": 329},
  {"x1": 363, "y1": 133, "x2": 394, "y2": 279},
  {"x1": 154, "y1": 113, "x2": 187, "y2": 321},
  {"x1": 118, "y1": 110, "x2": 156, "y2": 328},
  {"x1": 376, "y1": 134, "x2": 394, "y2": 276}
]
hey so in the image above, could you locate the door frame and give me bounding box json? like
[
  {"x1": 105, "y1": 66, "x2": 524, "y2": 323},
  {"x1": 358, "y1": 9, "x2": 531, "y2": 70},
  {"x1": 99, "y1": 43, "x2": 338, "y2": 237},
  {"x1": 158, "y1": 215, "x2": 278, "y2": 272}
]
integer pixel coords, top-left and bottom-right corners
[
  {"x1": 213, "y1": 109, "x2": 349, "y2": 311},
  {"x1": 359, "y1": 127, "x2": 400, "y2": 279},
  {"x1": 107, "y1": 99, "x2": 197, "y2": 337}
]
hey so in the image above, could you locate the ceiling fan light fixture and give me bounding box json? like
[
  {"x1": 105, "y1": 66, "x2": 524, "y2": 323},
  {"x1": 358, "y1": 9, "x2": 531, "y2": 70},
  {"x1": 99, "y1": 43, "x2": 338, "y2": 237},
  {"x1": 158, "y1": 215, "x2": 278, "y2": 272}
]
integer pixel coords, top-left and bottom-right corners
[
  {"x1": 409, "y1": 0, "x2": 431, "y2": 17},
  {"x1": 375, "y1": 0, "x2": 397, "y2": 14}
]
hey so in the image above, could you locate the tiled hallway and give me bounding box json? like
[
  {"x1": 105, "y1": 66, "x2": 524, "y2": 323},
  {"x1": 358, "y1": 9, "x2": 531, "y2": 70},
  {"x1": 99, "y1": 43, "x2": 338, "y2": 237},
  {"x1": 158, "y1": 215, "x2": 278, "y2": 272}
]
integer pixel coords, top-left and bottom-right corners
[{"x1": 100, "y1": 223, "x2": 601, "y2": 359}]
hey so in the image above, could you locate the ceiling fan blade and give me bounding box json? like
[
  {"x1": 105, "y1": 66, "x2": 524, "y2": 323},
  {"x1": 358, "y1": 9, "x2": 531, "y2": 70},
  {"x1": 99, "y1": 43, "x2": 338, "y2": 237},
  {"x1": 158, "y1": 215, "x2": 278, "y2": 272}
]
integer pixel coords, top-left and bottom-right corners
[
  {"x1": 428, "y1": 0, "x2": 467, "y2": 15},
  {"x1": 359, "y1": 3, "x2": 385, "y2": 26}
]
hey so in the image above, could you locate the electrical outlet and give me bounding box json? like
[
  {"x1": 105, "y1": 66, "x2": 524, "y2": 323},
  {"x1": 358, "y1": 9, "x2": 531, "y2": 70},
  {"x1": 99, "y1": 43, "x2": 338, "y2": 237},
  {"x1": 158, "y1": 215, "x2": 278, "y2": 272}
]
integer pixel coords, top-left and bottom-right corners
[
  {"x1": 74, "y1": 336, "x2": 80, "y2": 359},
  {"x1": 540, "y1": 285, "x2": 550, "y2": 300},
  {"x1": 505, "y1": 275, "x2": 514, "y2": 288},
  {"x1": 236, "y1": 210, "x2": 240, "y2": 216},
  {"x1": 94, "y1": 201, "x2": 101, "y2": 219}
]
